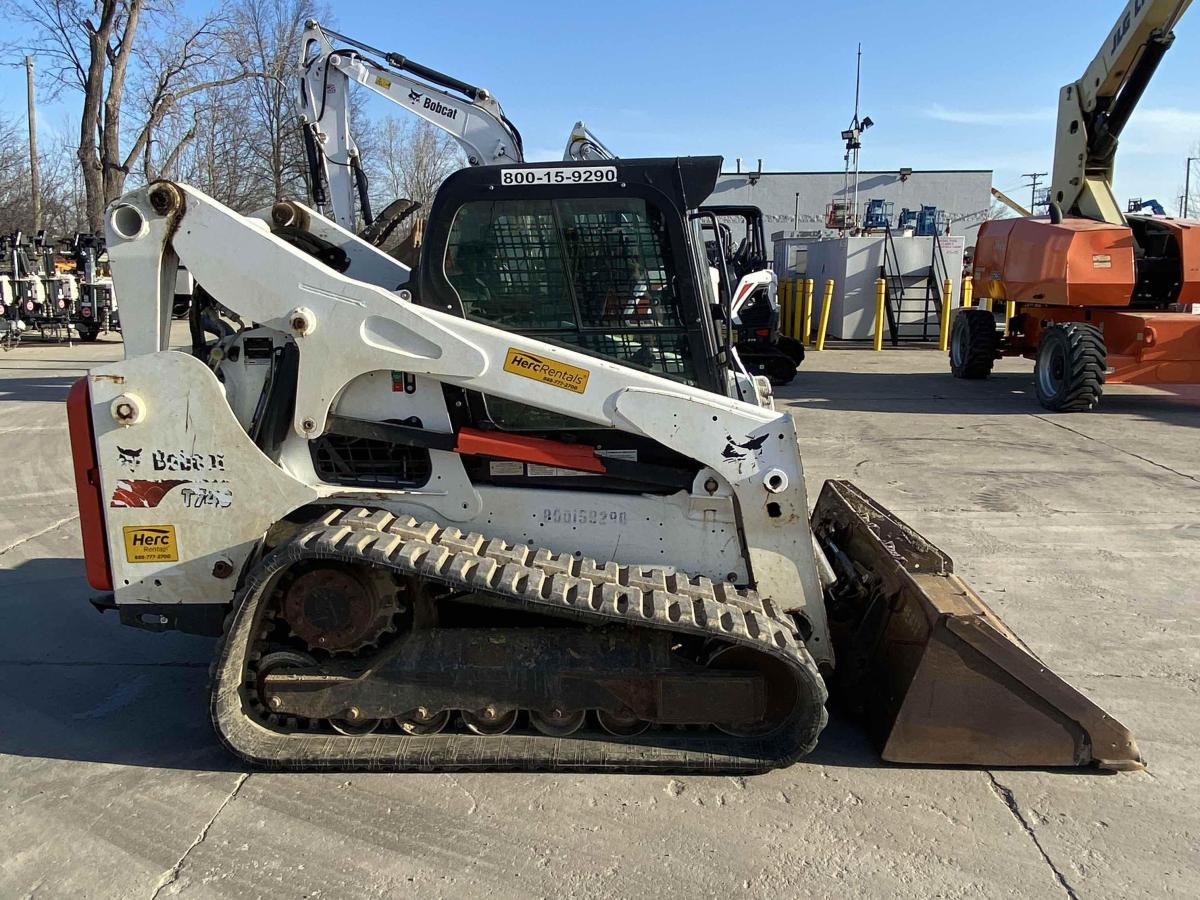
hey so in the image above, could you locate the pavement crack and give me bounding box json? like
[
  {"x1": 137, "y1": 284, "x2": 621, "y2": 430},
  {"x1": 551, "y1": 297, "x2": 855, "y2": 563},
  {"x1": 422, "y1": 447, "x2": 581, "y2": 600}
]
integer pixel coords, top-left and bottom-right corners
[
  {"x1": 986, "y1": 771, "x2": 1078, "y2": 900},
  {"x1": 149, "y1": 772, "x2": 249, "y2": 900},
  {"x1": 0, "y1": 513, "x2": 79, "y2": 558},
  {"x1": 1031, "y1": 415, "x2": 1200, "y2": 485}
]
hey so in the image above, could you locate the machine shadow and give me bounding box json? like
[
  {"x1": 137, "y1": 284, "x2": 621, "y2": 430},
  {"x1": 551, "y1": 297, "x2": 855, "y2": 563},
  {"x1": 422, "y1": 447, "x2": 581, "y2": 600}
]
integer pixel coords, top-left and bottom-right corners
[
  {"x1": 0, "y1": 374, "x2": 80, "y2": 403},
  {"x1": 775, "y1": 365, "x2": 1200, "y2": 426},
  {"x1": 0, "y1": 558, "x2": 1119, "y2": 778},
  {"x1": 0, "y1": 557, "x2": 237, "y2": 772}
]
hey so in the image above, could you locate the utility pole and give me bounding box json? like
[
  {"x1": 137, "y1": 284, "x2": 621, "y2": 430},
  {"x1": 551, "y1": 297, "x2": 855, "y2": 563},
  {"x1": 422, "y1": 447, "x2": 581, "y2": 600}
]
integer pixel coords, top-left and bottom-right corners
[
  {"x1": 1185, "y1": 157, "x2": 1198, "y2": 219},
  {"x1": 25, "y1": 55, "x2": 41, "y2": 232},
  {"x1": 1022, "y1": 172, "x2": 1047, "y2": 214}
]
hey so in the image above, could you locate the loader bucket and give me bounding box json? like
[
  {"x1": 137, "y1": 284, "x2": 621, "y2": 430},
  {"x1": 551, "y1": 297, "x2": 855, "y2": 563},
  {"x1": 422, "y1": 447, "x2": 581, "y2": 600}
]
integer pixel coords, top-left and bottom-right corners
[{"x1": 811, "y1": 480, "x2": 1142, "y2": 771}]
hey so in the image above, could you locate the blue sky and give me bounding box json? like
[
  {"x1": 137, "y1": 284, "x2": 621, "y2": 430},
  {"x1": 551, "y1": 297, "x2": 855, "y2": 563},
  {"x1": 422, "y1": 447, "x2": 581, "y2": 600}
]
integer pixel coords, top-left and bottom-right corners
[{"x1": 5, "y1": 0, "x2": 1199, "y2": 210}]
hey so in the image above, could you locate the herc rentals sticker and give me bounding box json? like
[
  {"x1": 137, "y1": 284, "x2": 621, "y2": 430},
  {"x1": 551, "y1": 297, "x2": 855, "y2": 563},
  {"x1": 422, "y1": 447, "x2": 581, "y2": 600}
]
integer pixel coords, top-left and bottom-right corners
[
  {"x1": 123, "y1": 525, "x2": 179, "y2": 563},
  {"x1": 503, "y1": 348, "x2": 589, "y2": 394}
]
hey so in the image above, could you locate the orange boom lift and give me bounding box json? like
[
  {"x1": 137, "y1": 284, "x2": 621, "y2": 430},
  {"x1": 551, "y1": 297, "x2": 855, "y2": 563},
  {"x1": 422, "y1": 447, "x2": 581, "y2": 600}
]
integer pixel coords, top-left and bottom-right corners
[{"x1": 951, "y1": 0, "x2": 1199, "y2": 410}]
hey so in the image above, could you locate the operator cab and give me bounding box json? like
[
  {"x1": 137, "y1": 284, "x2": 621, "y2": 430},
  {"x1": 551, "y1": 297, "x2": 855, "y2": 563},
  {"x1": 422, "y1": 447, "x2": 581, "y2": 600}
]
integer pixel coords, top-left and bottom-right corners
[{"x1": 416, "y1": 156, "x2": 731, "y2": 398}]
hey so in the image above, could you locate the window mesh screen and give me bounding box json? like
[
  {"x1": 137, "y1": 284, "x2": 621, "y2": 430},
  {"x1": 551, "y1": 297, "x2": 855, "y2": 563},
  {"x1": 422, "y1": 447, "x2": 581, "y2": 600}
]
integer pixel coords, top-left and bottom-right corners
[{"x1": 445, "y1": 197, "x2": 695, "y2": 387}]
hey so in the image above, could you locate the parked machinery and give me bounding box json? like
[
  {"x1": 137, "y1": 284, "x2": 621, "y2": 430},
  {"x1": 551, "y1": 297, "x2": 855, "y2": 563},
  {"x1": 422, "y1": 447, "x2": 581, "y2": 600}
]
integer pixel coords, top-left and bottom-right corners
[
  {"x1": 33, "y1": 231, "x2": 78, "y2": 337},
  {"x1": 0, "y1": 265, "x2": 16, "y2": 350},
  {"x1": 1127, "y1": 197, "x2": 1167, "y2": 216},
  {"x1": 72, "y1": 233, "x2": 119, "y2": 342},
  {"x1": 66, "y1": 159, "x2": 1142, "y2": 773},
  {"x1": 3, "y1": 232, "x2": 48, "y2": 335},
  {"x1": 861, "y1": 198, "x2": 894, "y2": 232},
  {"x1": 561, "y1": 125, "x2": 801, "y2": 384},
  {"x1": 954, "y1": 0, "x2": 1197, "y2": 411},
  {"x1": 700, "y1": 206, "x2": 804, "y2": 384}
]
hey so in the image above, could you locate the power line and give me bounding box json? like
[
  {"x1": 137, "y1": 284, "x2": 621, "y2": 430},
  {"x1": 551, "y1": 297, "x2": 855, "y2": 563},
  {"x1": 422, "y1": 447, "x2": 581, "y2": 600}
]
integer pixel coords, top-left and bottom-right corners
[{"x1": 1021, "y1": 172, "x2": 1048, "y2": 214}]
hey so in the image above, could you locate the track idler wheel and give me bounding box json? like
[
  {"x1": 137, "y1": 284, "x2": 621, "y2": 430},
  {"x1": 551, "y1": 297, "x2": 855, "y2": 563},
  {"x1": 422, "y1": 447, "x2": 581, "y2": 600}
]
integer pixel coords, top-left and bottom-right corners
[
  {"x1": 256, "y1": 650, "x2": 317, "y2": 714},
  {"x1": 596, "y1": 710, "x2": 650, "y2": 737},
  {"x1": 707, "y1": 645, "x2": 798, "y2": 738},
  {"x1": 529, "y1": 709, "x2": 587, "y2": 737},
  {"x1": 396, "y1": 708, "x2": 451, "y2": 735},
  {"x1": 330, "y1": 714, "x2": 380, "y2": 736},
  {"x1": 462, "y1": 707, "x2": 518, "y2": 735}
]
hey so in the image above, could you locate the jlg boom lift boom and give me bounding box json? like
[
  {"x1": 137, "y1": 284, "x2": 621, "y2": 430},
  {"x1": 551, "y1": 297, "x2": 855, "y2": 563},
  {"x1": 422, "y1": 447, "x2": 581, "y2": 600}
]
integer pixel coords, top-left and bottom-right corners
[
  {"x1": 66, "y1": 59, "x2": 1140, "y2": 774},
  {"x1": 953, "y1": 0, "x2": 1198, "y2": 410}
]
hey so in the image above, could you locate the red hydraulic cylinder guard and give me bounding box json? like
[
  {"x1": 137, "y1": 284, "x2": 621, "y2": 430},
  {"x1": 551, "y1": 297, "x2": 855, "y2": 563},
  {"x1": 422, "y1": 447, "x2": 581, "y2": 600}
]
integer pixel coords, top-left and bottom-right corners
[
  {"x1": 66, "y1": 377, "x2": 113, "y2": 590},
  {"x1": 454, "y1": 426, "x2": 607, "y2": 474}
]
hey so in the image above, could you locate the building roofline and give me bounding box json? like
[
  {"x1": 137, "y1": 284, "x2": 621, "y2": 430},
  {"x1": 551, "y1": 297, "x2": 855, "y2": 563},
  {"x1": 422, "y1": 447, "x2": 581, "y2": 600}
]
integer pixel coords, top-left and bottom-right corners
[{"x1": 718, "y1": 169, "x2": 993, "y2": 176}]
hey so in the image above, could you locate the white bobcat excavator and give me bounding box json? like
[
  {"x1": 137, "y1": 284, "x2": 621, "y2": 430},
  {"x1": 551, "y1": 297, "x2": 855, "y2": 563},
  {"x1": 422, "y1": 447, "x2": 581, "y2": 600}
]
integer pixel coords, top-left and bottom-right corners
[
  {"x1": 66, "y1": 154, "x2": 1141, "y2": 773},
  {"x1": 298, "y1": 21, "x2": 523, "y2": 233}
]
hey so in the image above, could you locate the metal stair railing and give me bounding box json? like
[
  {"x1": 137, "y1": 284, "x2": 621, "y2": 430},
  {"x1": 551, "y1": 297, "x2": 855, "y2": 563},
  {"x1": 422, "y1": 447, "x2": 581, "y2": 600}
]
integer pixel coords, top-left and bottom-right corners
[{"x1": 881, "y1": 221, "x2": 906, "y2": 345}]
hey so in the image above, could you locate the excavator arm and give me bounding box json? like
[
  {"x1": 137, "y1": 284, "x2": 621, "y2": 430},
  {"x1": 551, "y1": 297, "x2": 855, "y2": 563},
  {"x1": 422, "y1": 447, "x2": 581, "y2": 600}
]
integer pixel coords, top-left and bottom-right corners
[
  {"x1": 298, "y1": 21, "x2": 525, "y2": 229},
  {"x1": 1051, "y1": 0, "x2": 1192, "y2": 223}
]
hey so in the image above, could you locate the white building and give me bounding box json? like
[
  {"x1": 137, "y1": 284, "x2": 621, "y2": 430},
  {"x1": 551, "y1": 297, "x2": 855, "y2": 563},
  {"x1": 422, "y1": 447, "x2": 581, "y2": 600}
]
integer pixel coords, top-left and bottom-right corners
[{"x1": 707, "y1": 168, "x2": 994, "y2": 245}]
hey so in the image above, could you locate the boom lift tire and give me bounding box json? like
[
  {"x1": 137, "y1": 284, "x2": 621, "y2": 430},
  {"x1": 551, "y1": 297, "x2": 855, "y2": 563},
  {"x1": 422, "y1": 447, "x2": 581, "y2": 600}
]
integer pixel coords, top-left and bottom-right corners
[
  {"x1": 949, "y1": 308, "x2": 1000, "y2": 379},
  {"x1": 1034, "y1": 323, "x2": 1106, "y2": 412}
]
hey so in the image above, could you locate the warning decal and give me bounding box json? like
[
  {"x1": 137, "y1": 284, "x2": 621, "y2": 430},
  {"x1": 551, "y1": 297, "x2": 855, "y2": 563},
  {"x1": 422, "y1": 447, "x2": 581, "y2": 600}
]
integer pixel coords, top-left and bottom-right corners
[{"x1": 503, "y1": 348, "x2": 589, "y2": 394}]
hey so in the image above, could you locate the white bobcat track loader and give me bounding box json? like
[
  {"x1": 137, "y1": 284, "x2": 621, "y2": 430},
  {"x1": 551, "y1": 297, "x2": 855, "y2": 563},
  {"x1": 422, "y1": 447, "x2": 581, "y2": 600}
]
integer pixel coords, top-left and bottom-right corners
[{"x1": 67, "y1": 156, "x2": 1141, "y2": 772}]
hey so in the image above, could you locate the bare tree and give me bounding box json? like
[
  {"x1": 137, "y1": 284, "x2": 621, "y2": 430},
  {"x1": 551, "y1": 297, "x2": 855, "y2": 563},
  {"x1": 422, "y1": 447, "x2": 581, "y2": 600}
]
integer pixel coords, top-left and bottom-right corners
[
  {"x1": 224, "y1": 0, "x2": 323, "y2": 205},
  {"x1": 368, "y1": 117, "x2": 466, "y2": 212},
  {"x1": 0, "y1": 112, "x2": 83, "y2": 235},
  {"x1": 2, "y1": 0, "x2": 256, "y2": 230}
]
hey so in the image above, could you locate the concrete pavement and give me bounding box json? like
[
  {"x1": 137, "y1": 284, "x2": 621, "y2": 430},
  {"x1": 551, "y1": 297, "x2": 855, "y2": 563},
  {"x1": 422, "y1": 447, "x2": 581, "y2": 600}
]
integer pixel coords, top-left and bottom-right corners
[{"x1": 1, "y1": 333, "x2": 1196, "y2": 899}]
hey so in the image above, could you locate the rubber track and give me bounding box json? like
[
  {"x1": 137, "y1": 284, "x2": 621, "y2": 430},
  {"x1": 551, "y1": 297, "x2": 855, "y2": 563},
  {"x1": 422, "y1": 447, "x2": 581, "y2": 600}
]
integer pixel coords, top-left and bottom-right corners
[{"x1": 211, "y1": 507, "x2": 829, "y2": 773}]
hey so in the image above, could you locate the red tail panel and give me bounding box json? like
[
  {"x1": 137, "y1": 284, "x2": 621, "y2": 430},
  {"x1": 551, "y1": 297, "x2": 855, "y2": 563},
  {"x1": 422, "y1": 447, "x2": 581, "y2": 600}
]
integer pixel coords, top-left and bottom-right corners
[{"x1": 66, "y1": 378, "x2": 113, "y2": 590}]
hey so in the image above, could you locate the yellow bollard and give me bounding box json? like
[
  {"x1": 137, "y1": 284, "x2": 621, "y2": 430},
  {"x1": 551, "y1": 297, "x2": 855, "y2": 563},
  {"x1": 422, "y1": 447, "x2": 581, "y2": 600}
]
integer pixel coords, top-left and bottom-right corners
[
  {"x1": 790, "y1": 278, "x2": 802, "y2": 341},
  {"x1": 786, "y1": 278, "x2": 799, "y2": 341},
  {"x1": 873, "y1": 277, "x2": 887, "y2": 352},
  {"x1": 782, "y1": 278, "x2": 792, "y2": 338},
  {"x1": 962, "y1": 275, "x2": 974, "y2": 308},
  {"x1": 815, "y1": 278, "x2": 835, "y2": 351},
  {"x1": 802, "y1": 278, "x2": 814, "y2": 345},
  {"x1": 1004, "y1": 299, "x2": 1017, "y2": 336},
  {"x1": 938, "y1": 278, "x2": 953, "y2": 352}
]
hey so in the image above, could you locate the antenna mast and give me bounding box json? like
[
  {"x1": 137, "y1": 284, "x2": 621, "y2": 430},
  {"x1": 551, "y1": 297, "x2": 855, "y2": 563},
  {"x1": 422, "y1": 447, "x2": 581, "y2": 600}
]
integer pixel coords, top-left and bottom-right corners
[{"x1": 839, "y1": 44, "x2": 873, "y2": 234}]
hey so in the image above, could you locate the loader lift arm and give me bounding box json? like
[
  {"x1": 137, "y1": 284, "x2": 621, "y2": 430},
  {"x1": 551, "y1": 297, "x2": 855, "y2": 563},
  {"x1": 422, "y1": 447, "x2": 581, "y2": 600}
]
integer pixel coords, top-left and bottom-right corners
[
  {"x1": 1051, "y1": 0, "x2": 1192, "y2": 223},
  {"x1": 298, "y1": 20, "x2": 525, "y2": 229}
]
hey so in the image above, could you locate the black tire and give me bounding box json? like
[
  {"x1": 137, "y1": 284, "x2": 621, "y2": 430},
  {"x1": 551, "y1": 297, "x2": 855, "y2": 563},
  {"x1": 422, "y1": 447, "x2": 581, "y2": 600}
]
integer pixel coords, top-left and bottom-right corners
[
  {"x1": 949, "y1": 308, "x2": 1000, "y2": 379},
  {"x1": 1034, "y1": 323, "x2": 1106, "y2": 412}
]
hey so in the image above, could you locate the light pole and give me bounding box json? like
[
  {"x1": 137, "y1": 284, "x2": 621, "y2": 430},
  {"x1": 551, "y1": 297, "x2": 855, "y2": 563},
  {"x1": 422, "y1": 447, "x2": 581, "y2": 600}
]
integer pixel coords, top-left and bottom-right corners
[
  {"x1": 25, "y1": 55, "x2": 40, "y2": 231},
  {"x1": 1185, "y1": 157, "x2": 1198, "y2": 219}
]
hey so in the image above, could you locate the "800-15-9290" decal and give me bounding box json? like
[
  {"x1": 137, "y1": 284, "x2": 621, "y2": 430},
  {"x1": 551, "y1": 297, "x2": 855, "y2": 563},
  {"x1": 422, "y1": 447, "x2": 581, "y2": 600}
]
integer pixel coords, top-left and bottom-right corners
[{"x1": 500, "y1": 166, "x2": 617, "y2": 186}]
